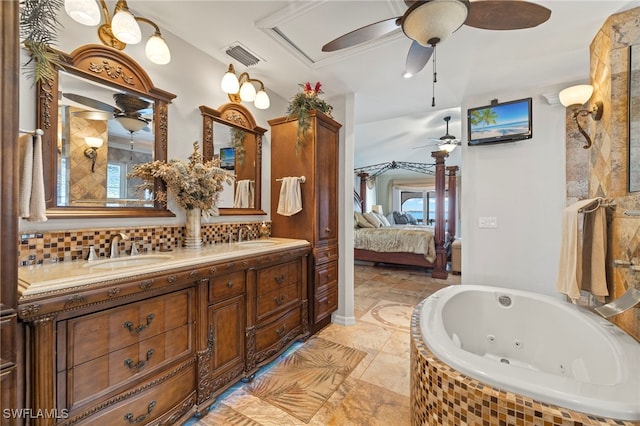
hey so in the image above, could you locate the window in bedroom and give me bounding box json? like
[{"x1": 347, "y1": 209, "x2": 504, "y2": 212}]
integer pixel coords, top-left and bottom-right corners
[{"x1": 401, "y1": 190, "x2": 448, "y2": 225}]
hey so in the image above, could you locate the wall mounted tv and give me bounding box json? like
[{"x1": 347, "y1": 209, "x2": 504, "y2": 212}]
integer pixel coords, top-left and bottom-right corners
[{"x1": 467, "y1": 97, "x2": 532, "y2": 146}]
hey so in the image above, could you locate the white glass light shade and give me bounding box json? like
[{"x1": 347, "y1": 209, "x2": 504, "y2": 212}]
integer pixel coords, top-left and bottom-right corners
[
  {"x1": 115, "y1": 116, "x2": 148, "y2": 132},
  {"x1": 221, "y1": 71, "x2": 240, "y2": 94},
  {"x1": 559, "y1": 84, "x2": 594, "y2": 107},
  {"x1": 239, "y1": 82, "x2": 257, "y2": 102},
  {"x1": 65, "y1": 0, "x2": 101, "y2": 26},
  {"x1": 439, "y1": 142, "x2": 457, "y2": 153},
  {"x1": 146, "y1": 33, "x2": 171, "y2": 64},
  {"x1": 402, "y1": 0, "x2": 468, "y2": 46},
  {"x1": 111, "y1": 9, "x2": 142, "y2": 44},
  {"x1": 254, "y1": 90, "x2": 270, "y2": 110},
  {"x1": 85, "y1": 136, "x2": 104, "y2": 148}
]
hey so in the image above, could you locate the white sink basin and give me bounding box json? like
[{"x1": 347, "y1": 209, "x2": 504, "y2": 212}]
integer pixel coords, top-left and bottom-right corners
[
  {"x1": 235, "y1": 240, "x2": 278, "y2": 247},
  {"x1": 84, "y1": 254, "x2": 174, "y2": 270}
]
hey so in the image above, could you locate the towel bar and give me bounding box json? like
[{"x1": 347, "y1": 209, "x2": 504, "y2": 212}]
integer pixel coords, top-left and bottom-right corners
[{"x1": 276, "y1": 176, "x2": 306, "y2": 183}]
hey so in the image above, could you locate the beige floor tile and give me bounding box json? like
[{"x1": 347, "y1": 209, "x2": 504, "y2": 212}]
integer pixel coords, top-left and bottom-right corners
[
  {"x1": 359, "y1": 351, "x2": 411, "y2": 397},
  {"x1": 358, "y1": 300, "x2": 414, "y2": 332}
]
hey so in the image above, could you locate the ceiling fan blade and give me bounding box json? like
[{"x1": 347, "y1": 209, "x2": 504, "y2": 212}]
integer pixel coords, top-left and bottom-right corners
[
  {"x1": 63, "y1": 93, "x2": 118, "y2": 113},
  {"x1": 72, "y1": 110, "x2": 113, "y2": 121},
  {"x1": 322, "y1": 17, "x2": 401, "y2": 52},
  {"x1": 465, "y1": 0, "x2": 551, "y2": 30},
  {"x1": 405, "y1": 41, "x2": 433, "y2": 75}
]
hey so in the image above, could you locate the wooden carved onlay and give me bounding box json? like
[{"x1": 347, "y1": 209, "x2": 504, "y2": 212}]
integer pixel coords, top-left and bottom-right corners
[
  {"x1": 162, "y1": 395, "x2": 196, "y2": 426},
  {"x1": 245, "y1": 326, "x2": 256, "y2": 372},
  {"x1": 196, "y1": 347, "x2": 213, "y2": 404},
  {"x1": 88, "y1": 60, "x2": 135, "y2": 84},
  {"x1": 212, "y1": 364, "x2": 245, "y2": 392},
  {"x1": 301, "y1": 300, "x2": 309, "y2": 334}
]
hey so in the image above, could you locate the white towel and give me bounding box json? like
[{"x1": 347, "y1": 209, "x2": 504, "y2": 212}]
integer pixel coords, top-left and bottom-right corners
[
  {"x1": 555, "y1": 198, "x2": 603, "y2": 301},
  {"x1": 277, "y1": 177, "x2": 302, "y2": 216},
  {"x1": 233, "y1": 179, "x2": 255, "y2": 208},
  {"x1": 19, "y1": 133, "x2": 47, "y2": 222}
]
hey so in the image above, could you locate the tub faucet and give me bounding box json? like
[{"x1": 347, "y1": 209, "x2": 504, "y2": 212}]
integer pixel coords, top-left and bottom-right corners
[
  {"x1": 594, "y1": 287, "x2": 640, "y2": 318},
  {"x1": 237, "y1": 225, "x2": 251, "y2": 243},
  {"x1": 109, "y1": 233, "x2": 129, "y2": 258}
]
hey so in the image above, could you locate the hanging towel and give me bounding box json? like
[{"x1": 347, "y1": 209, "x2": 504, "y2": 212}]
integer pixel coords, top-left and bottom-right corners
[
  {"x1": 233, "y1": 179, "x2": 255, "y2": 208},
  {"x1": 19, "y1": 133, "x2": 47, "y2": 222},
  {"x1": 581, "y1": 204, "x2": 608, "y2": 302},
  {"x1": 277, "y1": 177, "x2": 302, "y2": 216},
  {"x1": 555, "y1": 198, "x2": 603, "y2": 301}
]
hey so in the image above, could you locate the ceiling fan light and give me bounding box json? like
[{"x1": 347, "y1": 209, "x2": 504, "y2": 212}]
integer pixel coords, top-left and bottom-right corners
[
  {"x1": 239, "y1": 81, "x2": 257, "y2": 102},
  {"x1": 115, "y1": 116, "x2": 148, "y2": 132},
  {"x1": 64, "y1": 0, "x2": 101, "y2": 26},
  {"x1": 254, "y1": 89, "x2": 270, "y2": 110},
  {"x1": 146, "y1": 33, "x2": 171, "y2": 64},
  {"x1": 111, "y1": 8, "x2": 142, "y2": 44},
  {"x1": 559, "y1": 84, "x2": 593, "y2": 107},
  {"x1": 439, "y1": 142, "x2": 457, "y2": 153},
  {"x1": 402, "y1": 0, "x2": 468, "y2": 46}
]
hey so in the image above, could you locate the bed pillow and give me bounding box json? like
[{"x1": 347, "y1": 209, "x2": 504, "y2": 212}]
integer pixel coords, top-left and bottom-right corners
[
  {"x1": 406, "y1": 213, "x2": 418, "y2": 225},
  {"x1": 393, "y1": 211, "x2": 409, "y2": 224},
  {"x1": 373, "y1": 212, "x2": 391, "y2": 226},
  {"x1": 363, "y1": 212, "x2": 384, "y2": 228},
  {"x1": 354, "y1": 212, "x2": 374, "y2": 228}
]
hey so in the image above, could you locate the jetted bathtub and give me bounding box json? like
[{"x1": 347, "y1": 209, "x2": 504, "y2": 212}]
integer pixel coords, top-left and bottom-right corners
[{"x1": 418, "y1": 285, "x2": 640, "y2": 421}]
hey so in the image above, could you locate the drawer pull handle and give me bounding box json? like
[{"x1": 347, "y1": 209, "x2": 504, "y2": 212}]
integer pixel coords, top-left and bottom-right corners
[
  {"x1": 276, "y1": 324, "x2": 287, "y2": 337},
  {"x1": 124, "y1": 400, "x2": 156, "y2": 424},
  {"x1": 124, "y1": 313, "x2": 154, "y2": 334},
  {"x1": 274, "y1": 274, "x2": 285, "y2": 284},
  {"x1": 274, "y1": 295, "x2": 286, "y2": 306},
  {"x1": 325, "y1": 227, "x2": 332, "y2": 233},
  {"x1": 124, "y1": 348, "x2": 154, "y2": 372},
  {"x1": 227, "y1": 280, "x2": 234, "y2": 288}
]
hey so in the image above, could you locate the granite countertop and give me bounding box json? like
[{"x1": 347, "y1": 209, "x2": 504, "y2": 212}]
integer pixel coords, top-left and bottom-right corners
[{"x1": 18, "y1": 238, "x2": 310, "y2": 297}]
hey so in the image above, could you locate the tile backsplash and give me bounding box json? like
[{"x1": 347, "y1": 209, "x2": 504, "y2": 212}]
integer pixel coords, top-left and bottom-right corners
[{"x1": 18, "y1": 221, "x2": 269, "y2": 266}]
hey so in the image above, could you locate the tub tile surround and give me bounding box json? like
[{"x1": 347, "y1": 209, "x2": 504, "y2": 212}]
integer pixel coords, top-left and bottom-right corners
[
  {"x1": 410, "y1": 301, "x2": 640, "y2": 426},
  {"x1": 565, "y1": 7, "x2": 640, "y2": 340},
  {"x1": 18, "y1": 221, "x2": 269, "y2": 266}
]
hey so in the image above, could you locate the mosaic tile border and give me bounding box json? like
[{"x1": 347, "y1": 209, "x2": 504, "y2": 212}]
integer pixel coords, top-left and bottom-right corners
[
  {"x1": 18, "y1": 221, "x2": 270, "y2": 266},
  {"x1": 410, "y1": 302, "x2": 638, "y2": 426}
]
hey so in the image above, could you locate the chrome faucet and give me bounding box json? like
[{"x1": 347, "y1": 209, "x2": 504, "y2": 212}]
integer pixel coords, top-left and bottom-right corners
[
  {"x1": 109, "y1": 233, "x2": 129, "y2": 258},
  {"x1": 237, "y1": 225, "x2": 251, "y2": 243}
]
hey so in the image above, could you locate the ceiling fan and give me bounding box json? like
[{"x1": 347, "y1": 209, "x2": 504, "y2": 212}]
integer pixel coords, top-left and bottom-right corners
[
  {"x1": 414, "y1": 116, "x2": 461, "y2": 152},
  {"x1": 63, "y1": 92, "x2": 153, "y2": 133},
  {"x1": 322, "y1": 0, "x2": 551, "y2": 104}
]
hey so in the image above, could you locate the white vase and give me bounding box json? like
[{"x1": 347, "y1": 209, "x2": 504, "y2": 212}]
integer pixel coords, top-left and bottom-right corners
[{"x1": 184, "y1": 208, "x2": 202, "y2": 249}]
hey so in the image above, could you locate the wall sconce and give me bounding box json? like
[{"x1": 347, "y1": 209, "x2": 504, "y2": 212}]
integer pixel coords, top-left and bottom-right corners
[
  {"x1": 220, "y1": 64, "x2": 270, "y2": 110},
  {"x1": 64, "y1": 0, "x2": 171, "y2": 65},
  {"x1": 84, "y1": 136, "x2": 104, "y2": 172},
  {"x1": 558, "y1": 84, "x2": 603, "y2": 149}
]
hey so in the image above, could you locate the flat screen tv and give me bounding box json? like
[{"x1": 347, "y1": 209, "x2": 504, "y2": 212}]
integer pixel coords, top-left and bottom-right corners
[
  {"x1": 467, "y1": 97, "x2": 532, "y2": 146},
  {"x1": 219, "y1": 147, "x2": 235, "y2": 170}
]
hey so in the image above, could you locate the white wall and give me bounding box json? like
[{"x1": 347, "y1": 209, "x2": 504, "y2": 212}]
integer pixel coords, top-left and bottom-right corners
[{"x1": 460, "y1": 86, "x2": 568, "y2": 297}]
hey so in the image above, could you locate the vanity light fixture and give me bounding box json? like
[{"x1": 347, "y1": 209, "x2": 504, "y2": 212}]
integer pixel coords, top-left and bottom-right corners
[
  {"x1": 558, "y1": 84, "x2": 603, "y2": 149},
  {"x1": 64, "y1": 0, "x2": 171, "y2": 65},
  {"x1": 84, "y1": 136, "x2": 104, "y2": 172},
  {"x1": 220, "y1": 64, "x2": 270, "y2": 110}
]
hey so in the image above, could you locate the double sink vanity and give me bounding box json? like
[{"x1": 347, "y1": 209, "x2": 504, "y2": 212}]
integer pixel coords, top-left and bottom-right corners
[{"x1": 18, "y1": 237, "x2": 311, "y2": 425}]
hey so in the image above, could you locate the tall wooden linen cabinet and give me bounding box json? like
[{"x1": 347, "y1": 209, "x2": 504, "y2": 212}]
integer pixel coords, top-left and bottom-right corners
[{"x1": 269, "y1": 111, "x2": 342, "y2": 334}]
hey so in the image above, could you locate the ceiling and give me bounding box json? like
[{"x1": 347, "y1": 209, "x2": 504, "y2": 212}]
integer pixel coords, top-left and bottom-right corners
[{"x1": 134, "y1": 0, "x2": 639, "y2": 170}]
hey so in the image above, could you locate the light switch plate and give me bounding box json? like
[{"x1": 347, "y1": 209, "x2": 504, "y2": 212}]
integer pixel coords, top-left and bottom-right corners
[{"x1": 479, "y1": 216, "x2": 498, "y2": 228}]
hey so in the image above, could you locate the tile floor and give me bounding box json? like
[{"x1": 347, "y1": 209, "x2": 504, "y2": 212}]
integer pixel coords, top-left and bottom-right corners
[{"x1": 188, "y1": 263, "x2": 460, "y2": 425}]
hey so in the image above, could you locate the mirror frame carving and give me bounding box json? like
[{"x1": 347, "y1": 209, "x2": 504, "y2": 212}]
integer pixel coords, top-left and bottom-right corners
[
  {"x1": 200, "y1": 103, "x2": 267, "y2": 215},
  {"x1": 37, "y1": 44, "x2": 177, "y2": 218}
]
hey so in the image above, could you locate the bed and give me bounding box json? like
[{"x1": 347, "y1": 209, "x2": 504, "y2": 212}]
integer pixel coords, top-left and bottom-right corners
[{"x1": 353, "y1": 151, "x2": 458, "y2": 279}]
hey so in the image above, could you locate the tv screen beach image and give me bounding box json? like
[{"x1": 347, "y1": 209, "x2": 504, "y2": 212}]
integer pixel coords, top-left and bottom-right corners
[{"x1": 468, "y1": 99, "x2": 531, "y2": 142}]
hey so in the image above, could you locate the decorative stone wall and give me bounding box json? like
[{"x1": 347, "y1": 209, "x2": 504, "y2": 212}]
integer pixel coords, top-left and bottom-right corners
[
  {"x1": 18, "y1": 221, "x2": 269, "y2": 266},
  {"x1": 410, "y1": 304, "x2": 638, "y2": 426}
]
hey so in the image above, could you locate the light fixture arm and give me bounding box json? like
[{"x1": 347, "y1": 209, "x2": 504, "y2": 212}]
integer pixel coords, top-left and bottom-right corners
[
  {"x1": 238, "y1": 72, "x2": 265, "y2": 91},
  {"x1": 135, "y1": 16, "x2": 162, "y2": 36},
  {"x1": 97, "y1": 0, "x2": 111, "y2": 24},
  {"x1": 84, "y1": 147, "x2": 98, "y2": 172},
  {"x1": 572, "y1": 101, "x2": 603, "y2": 149}
]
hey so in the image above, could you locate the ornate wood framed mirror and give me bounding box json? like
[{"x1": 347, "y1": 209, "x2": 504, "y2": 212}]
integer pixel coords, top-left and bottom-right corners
[
  {"x1": 37, "y1": 44, "x2": 176, "y2": 218},
  {"x1": 200, "y1": 104, "x2": 267, "y2": 215}
]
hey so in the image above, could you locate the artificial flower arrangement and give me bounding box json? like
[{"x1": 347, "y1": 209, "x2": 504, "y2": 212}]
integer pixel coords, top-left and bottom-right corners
[
  {"x1": 286, "y1": 82, "x2": 333, "y2": 151},
  {"x1": 128, "y1": 142, "x2": 234, "y2": 217}
]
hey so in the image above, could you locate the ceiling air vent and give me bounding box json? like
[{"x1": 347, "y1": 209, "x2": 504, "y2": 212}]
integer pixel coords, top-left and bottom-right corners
[{"x1": 225, "y1": 43, "x2": 261, "y2": 67}]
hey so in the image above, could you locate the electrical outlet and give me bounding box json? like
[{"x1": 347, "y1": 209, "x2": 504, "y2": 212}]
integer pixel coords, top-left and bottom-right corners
[{"x1": 478, "y1": 216, "x2": 498, "y2": 228}]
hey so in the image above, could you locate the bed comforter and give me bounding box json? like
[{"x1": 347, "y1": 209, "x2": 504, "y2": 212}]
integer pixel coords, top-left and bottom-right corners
[{"x1": 354, "y1": 225, "x2": 436, "y2": 263}]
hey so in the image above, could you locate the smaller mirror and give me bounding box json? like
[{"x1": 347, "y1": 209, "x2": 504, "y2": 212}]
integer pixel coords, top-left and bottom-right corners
[
  {"x1": 200, "y1": 104, "x2": 266, "y2": 215},
  {"x1": 629, "y1": 44, "x2": 640, "y2": 192}
]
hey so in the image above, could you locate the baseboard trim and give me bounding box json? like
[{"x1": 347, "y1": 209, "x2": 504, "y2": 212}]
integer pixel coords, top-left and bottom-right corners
[{"x1": 331, "y1": 313, "x2": 356, "y2": 326}]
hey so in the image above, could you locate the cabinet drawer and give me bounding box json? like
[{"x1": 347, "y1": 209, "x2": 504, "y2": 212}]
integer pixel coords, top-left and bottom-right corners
[
  {"x1": 314, "y1": 285, "x2": 338, "y2": 323},
  {"x1": 209, "y1": 270, "x2": 246, "y2": 303},
  {"x1": 255, "y1": 308, "x2": 301, "y2": 354},
  {"x1": 66, "y1": 325, "x2": 191, "y2": 408},
  {"x1": 314, "y1": 244, "x2": 338, "y2": 265},
  {"x1": 75, "y1": 362, "x2": 196, "y2": 426},
  {"x1": 314, "y1": 261, "x2": 337, "y2": 292},
  {"x1": 66, "y1": 290, "x2": 190, "y2": 368},
  {"x1": 256, "y1": 284, "x2": 299, "y2": 319},
  {"x1": 256, "y1": 261, "x2": 299, "y2": 295}
]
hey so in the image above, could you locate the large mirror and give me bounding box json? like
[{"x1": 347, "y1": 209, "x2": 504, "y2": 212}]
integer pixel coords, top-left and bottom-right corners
[
  {"x1": 37, "y1": 44, "x2": 176, "y2": 218},
  {"x1": 200, "y1": 104, "x2": 267, "y2": 215},
  {"x1": 630, "y1": 44, "x2": 640, "y2": 192}
]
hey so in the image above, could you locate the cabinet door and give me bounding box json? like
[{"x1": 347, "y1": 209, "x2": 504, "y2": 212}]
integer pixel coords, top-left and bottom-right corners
[
  {"x1": 208, "y1": 296, "x2": 245, "y2": 377},
  {"x1": 315, "y1": 119, "x2": 338, "y2": 246}
]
